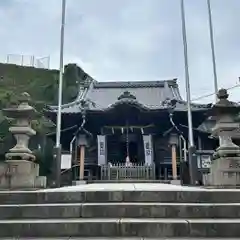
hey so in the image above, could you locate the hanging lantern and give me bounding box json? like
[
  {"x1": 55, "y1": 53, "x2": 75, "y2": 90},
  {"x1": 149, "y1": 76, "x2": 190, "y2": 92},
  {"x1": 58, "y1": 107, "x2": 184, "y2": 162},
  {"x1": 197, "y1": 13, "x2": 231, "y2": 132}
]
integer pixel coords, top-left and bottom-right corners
[
  {"x1": 169, "y1": 133, "x2": 179, "y2": 146},
  {"x1": 77, "y1": 134, "x2": 88, "y2": 146}
]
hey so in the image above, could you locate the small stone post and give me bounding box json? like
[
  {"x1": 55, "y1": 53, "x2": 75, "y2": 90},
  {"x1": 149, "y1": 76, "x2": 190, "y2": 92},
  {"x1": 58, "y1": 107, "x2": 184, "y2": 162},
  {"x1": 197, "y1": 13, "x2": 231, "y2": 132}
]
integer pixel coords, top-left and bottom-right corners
[
  {"x1": 3, "y1": 92, "x2": 46, "y2": 189},
  {"x1": 207, "y1": 89, "x2": 240, "y2": 186}
]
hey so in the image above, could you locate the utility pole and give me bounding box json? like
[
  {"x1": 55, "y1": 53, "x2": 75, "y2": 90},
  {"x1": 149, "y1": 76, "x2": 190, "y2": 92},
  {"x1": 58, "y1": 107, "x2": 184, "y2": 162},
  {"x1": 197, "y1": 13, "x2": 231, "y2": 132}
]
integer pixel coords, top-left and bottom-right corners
[
  {"x1": 207, "y1": 0, "x2": 218, "y2": 102},
  {"x1": 180, "y1": 0, "x2": 198, "y2": 185},
  {"x1": 55, "y1": 0, "x2": 66, "y2": 187}
]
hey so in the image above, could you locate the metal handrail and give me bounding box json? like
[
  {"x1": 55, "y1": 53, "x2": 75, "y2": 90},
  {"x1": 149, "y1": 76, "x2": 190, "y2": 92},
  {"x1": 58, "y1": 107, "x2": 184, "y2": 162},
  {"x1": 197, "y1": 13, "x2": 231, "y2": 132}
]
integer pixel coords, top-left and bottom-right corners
[{"x1": 101, "y1": 163, "x2": 155, "y2": 181}]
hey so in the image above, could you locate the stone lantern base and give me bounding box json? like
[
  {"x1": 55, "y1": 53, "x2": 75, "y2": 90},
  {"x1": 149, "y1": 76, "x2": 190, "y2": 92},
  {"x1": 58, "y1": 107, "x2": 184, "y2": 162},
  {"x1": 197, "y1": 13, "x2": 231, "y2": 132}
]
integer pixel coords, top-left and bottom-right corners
[
  {"x1": 0, "y1": 160, "x2": 46, "y2": 189},
  {"x1": 206, "y1": 156, "x2": 240, "y2": 186}
]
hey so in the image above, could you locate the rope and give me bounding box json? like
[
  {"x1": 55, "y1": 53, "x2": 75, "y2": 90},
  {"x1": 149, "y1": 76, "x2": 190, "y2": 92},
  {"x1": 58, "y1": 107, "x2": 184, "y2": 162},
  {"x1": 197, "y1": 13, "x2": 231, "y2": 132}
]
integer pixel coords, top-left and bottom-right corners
[
  {"x1": 192, "y1": 83, "x2": 240, "y2": 101},
  {"x1": 126, "y1": 122, "x2": 129, "y2": 157}
]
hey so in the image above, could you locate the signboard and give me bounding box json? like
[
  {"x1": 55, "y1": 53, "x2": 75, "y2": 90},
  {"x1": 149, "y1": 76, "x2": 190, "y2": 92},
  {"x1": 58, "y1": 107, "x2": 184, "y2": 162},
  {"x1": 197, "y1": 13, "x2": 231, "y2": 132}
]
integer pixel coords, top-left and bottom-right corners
[
  {"x1": 197, "y1": 154, "x2": 212, "y2": 170},
  {"x1": 61, "y1": 154, "x2": 71, "y2": 170},
  {"x1": 143, "y1": 135, "x2": 153, "y2": 165},
  {"x1": 97, "y1": 135, "x2": 107, "y2": 165}
]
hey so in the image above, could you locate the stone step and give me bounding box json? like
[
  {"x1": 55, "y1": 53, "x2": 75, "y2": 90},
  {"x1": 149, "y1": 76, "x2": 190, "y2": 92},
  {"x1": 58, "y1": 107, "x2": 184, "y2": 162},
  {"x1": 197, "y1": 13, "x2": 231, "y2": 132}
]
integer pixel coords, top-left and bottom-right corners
[
  {"x1": 1, "y1": 190, "x2": 240, "y2": 204},
  {"x1": 3, "y1": 238, "x2": 235, "y2": 240},
  {"x1": 90, "y1": 180, "x2": 171, "y2": 183},
  {"x1": 0, "y1": 218, "x2": 240, "y2": 238},
  {"x1": 0, "y1": 202, "x2": 240, "y2": 219},
  {"x1": 0, "y1": 239, "x2": 152, "y2": 240}
]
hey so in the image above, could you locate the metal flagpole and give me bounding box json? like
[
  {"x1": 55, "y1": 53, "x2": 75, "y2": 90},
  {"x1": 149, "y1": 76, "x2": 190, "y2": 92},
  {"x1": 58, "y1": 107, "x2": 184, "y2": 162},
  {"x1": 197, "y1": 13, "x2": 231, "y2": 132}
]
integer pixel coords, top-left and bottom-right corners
[
  {"x1": 55, "y1": 0, "x2": 66, "y2": 187},
  {"x1": 207, "y1": 0, "x2": 218, "y2": 102},
  {"x1": 180, "y1": 0, "x2": 198, "y2": 185}
]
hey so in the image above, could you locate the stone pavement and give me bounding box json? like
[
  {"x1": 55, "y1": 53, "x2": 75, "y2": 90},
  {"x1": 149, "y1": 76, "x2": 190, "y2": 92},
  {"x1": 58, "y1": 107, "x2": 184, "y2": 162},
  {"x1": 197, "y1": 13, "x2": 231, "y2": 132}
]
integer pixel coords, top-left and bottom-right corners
[
  {"x1": 37, "y1": 182, "x2": 240, "y2": 193},
  {"x1": 38, "y1": 182, "x2": 202, "y2": 192},
  {"x1": 37, "y1": 182, "x2": 236, "y2": 192}
]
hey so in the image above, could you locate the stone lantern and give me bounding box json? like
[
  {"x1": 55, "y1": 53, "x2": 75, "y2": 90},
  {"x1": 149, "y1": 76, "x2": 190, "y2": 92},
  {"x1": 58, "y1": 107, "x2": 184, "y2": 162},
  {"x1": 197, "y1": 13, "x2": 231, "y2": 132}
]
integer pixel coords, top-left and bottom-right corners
[
  {"x1": 3, "y1": 92, "x2": 46, "y2": 189},
  {"x1": 207, "y1": 89, "x2": 240, "y2": 186}
]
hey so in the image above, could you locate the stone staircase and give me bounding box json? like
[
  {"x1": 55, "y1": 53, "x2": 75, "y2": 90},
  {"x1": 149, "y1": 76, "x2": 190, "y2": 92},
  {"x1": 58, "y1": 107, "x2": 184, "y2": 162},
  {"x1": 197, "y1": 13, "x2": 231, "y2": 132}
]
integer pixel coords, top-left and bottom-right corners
[{"x1": 1, "y1": 187, "x2": 240, "y2": 238}]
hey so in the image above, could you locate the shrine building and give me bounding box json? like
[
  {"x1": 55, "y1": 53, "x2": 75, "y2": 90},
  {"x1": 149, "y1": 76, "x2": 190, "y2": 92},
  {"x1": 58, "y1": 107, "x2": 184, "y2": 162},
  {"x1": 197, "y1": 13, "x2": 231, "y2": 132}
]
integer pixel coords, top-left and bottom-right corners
[{"x1": 45, "y1": 79, "x2": 216, "y2": 183}]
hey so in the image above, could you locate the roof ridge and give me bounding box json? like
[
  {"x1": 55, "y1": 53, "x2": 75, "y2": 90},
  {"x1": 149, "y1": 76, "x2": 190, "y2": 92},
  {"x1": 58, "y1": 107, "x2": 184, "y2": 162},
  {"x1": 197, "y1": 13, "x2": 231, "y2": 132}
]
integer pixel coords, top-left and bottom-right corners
[
  {"x1": 94, "y1": 79, "x2": 177, "y2": 83},
  {"x1": 93, "y1": 79, "x2": 178, "y2": 88}
]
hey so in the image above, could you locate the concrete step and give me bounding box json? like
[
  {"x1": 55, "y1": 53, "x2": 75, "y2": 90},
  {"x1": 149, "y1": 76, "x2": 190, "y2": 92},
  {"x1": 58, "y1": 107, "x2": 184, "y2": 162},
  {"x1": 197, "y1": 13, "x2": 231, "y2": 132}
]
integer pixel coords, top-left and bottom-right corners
[
  {"x1": 3, "y1": 239, "x2": 232, "y2": 240},
  {"x1": 2, "y1": 239, "x2": 236, "y2": 240},
  {"x1": 89, "y1": 180, "x2": 171, "y2": 183},
  {"x1": 0, "y1": 218, "x2": 240, "y2": 238},
  {"x1": 1, "y1": 190, "x2": 240, "y2": 204},
  {"x1": 1, "y1": 202, "x2": 240, "y2": 219}
]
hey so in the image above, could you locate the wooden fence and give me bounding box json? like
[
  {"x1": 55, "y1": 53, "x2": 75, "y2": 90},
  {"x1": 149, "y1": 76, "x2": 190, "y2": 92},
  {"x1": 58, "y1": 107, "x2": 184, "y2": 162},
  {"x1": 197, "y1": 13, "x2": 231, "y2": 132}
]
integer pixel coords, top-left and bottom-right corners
[{"x1": 101, "y1": 163, "x2": 155, "y2": 180}]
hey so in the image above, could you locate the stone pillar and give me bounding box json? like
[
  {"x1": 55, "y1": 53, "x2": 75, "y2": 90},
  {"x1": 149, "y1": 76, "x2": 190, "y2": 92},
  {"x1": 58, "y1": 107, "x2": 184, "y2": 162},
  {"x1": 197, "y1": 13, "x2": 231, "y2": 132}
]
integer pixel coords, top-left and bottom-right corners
[
  {"x1": 207, "y1": 89, "x2": 240, "y2": 186},
  {"x1": 97, "y1": 135, "x2": 107, "y2": 165},
  {"x1": 3, "y1": 92, "x2": 46, "y2": 189},
  {"x1": 143, "y1": 135, "x2": 153, "y2": 165}
]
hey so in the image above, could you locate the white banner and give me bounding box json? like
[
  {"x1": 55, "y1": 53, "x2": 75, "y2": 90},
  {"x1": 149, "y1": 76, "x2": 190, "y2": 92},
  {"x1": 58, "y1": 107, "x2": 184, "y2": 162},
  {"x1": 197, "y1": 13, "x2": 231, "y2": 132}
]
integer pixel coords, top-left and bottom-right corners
[
  {"x1": 143, "y1": 135, "x2": 153, "y2": 165},
  {"x1": 97, "y1": 135, "x2": 107, "y2": 165}
]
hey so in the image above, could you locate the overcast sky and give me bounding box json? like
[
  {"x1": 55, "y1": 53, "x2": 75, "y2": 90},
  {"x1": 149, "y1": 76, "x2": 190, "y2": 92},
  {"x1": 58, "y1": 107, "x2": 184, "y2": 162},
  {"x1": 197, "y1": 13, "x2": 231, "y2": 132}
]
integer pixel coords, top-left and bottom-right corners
[{"x1": 0, "y1": 0, "x2": 240, "y2": 103}]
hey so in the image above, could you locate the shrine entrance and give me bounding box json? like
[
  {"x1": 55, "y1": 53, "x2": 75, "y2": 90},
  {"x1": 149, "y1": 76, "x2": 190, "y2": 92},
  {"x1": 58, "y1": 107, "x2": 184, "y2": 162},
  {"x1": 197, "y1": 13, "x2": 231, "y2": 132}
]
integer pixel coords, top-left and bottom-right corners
[
  {"x1": 107, "y1": 133, "x2": 144, "y2": 165},
  {"x1": 100, "y1": 123, "x2": 155, "y2": 180},
  {"x1": 119, "y1": 135, "x2": 141, "y2": 164}
]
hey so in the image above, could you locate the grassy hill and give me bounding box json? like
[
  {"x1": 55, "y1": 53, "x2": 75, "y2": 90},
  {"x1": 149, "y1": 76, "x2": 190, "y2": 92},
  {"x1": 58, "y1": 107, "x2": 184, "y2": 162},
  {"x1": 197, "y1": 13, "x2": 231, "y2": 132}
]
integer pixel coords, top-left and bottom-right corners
[
  {"x1": 0, "y1": 63, "x2": 59, "y2": 105},
  {"x1": 0, "y1": 62, "x2": 91, "y2": 108}
]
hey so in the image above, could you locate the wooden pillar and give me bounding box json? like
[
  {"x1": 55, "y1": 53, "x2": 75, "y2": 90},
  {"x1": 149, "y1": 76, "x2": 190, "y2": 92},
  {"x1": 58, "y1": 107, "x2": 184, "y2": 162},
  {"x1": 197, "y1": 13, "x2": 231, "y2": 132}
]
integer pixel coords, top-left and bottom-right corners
[
  {"x1": 171, "y1": 144, "x2": 177, "y2": 180},
  {"x1": 79, "y1": 145, "x2": 85, "y2": 180},
  {"x1": 77, "y1": 134, "x2": 87, "y2": 181},
  {"x1": 169, "y1": 133, "x2": 179, "y2": 181}
]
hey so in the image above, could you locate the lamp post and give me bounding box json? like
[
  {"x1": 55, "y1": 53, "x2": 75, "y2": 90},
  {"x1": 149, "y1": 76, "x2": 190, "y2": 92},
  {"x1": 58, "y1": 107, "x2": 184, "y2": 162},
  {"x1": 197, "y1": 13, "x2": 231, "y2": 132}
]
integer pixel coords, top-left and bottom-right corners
[
  {"x1": 180, "y1": 0, "x2": 198, "y2": 185},
  {"x1": 207, "y1": 0, "x2": 218, "y2": 102},
  {"x1": 55, "y1": 0, "x2": 66, "y2": 187}
]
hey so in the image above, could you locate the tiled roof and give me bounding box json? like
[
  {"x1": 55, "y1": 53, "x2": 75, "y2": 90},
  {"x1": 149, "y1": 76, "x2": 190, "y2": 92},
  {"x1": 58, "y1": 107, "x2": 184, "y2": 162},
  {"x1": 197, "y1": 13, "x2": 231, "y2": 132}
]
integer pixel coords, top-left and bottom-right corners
[{"x1": 48, "y1": 79, "x2": 208, "y2": 113}]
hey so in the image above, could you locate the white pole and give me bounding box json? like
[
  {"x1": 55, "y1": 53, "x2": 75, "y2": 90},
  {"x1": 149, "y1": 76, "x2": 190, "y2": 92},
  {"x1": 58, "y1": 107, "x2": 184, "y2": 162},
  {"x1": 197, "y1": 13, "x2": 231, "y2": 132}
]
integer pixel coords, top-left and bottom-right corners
[
  {"x1": 56, "y1": 0, "x2": 66, "y2": 148},
  {"x1": 180, "y1": 0, "x2": 197, "y2": 185},
  {"x1": 207, "y1": 0, "x2": 218, "y2": 102},
  {"x1": 180, "y1": 0, "x2": 194, "y2": 147},
  {"x1": 54, "y1": 0, "x2": 66, "y2": 187}
]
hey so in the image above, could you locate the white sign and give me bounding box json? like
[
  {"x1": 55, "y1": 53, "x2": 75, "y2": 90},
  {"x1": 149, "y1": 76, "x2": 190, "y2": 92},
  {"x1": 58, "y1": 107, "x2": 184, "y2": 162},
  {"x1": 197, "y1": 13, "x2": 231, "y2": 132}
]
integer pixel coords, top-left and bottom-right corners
[
  {"x1": 143, "y1": 135, "x2": 153, "y2": 165},
  {"x1": 197, "y1": 155, "x2": 211, "y2": 169},
  {"x1": 97, "y1": 135, "x2": 107, "y2": 165},
  {"x1": 61, "y1": 154, "x2": 71, "y2": 170}
]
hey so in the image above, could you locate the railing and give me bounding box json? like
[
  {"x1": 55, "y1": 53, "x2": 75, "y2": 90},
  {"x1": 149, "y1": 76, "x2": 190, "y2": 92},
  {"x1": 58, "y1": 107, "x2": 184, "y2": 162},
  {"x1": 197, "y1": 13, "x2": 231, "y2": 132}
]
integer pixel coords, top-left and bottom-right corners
[
  {"x1": 5, "y1": 54, "x2": 50, "y2": 69},
  {"x1": 101, "y1": 163, "x2": 155, "y2": 181}
]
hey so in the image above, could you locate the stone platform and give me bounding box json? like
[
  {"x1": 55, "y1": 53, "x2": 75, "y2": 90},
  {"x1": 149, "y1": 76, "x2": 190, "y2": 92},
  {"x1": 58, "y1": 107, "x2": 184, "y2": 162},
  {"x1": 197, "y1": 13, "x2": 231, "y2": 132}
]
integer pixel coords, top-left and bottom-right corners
[{"x1": 1, "y1": 183, "x2": 240, "y2": 238}]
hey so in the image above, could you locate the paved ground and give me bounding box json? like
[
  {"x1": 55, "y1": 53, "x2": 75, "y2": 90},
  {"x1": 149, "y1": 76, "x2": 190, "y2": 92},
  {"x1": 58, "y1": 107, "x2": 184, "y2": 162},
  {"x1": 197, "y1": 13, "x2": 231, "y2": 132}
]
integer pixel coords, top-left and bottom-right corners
[
  {"x1": 2, "y1": 183, "x2": 240, "y2": 193},
  {"x1": 38, "y1": 183, "x2": 240, "y2": 193},
  {"x1": 39, "y1": 183, "x2": 201, "y2": 192}
]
